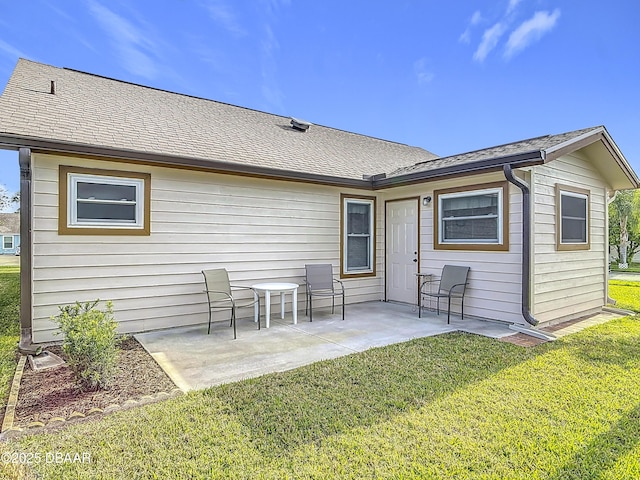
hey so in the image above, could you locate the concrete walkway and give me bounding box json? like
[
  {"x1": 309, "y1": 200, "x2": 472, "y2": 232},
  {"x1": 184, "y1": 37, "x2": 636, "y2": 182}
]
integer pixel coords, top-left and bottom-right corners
[
  {"x1": 0, "y1": 255, "x2": 19, "y2": 266},
  {"x1": 135, "y1": 302, "x2": 515, "y2": 391},
  {"x1": 610, "y1": 271, "x2": 640, "y2": 282}
]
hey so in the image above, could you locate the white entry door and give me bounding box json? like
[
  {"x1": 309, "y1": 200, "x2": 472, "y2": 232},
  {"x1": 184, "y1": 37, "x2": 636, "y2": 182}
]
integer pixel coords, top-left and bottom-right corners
[{"x1": 386, "y1": 198, "x2": 419, "y2": 304}]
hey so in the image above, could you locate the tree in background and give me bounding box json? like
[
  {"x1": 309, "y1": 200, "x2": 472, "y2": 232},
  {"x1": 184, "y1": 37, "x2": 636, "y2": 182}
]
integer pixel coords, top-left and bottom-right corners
[
  {"x1": 0, "y1": 184, "x2": 19, "y2": 212},
  {"x1": 609, "y1": 189, "x2": 640, "y2": 268}
]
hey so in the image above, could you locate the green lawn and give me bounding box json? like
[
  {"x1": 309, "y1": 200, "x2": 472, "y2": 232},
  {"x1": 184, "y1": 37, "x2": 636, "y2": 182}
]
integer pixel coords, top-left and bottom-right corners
[
  {"x1": 0, "y1": 265, "x2": 19, "y2": 403},
  {"x1": 610, "y1": 262, "x2": 640, "y2": 273},
  {"x1": 2, "y1": 317, "x2": 638, "y2": 478},
  {"x1": 1, "y1": 269, "x2": 639, "y2": 479},
  {"x1": 609, "y1": 280, "x2": 640, "y2": 312}
]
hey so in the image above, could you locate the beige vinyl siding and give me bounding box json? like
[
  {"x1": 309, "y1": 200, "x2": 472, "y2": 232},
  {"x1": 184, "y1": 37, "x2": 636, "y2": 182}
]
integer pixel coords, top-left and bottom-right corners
[
  {"x1": 531, "y1": 152, "x2": 608, "y2": 323},
  {"x1": 381, "y1": 173, "x2": 525, "y2": 325},
  {"x1": 31, "y1": 153, "x2": 384, "y2": 342}
]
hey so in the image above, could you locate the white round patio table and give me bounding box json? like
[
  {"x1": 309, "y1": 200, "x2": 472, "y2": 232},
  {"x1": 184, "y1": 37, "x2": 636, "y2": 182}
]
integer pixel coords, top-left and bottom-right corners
[{"x1": 251, "y1": 282, "x2": 299, "y2": 328}]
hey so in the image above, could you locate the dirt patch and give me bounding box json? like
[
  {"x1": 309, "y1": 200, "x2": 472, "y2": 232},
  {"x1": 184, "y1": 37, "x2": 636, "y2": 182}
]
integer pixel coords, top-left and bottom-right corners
[{"x1": 11, "y1": 337, "x2": 177, "y2": 427}]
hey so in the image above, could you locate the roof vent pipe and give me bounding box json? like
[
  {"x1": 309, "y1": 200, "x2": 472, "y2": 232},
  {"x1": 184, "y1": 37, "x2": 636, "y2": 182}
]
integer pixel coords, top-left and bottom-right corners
[
  {"x1": 503, "y1": 164, "x2": 539, "y2": 326},
  {"x1": 50, "y1": 80, "x2": 56, "y2": 94}
]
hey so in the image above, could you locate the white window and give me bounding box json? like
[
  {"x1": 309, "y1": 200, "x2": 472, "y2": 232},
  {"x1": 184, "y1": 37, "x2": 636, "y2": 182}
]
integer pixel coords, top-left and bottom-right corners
[
  {"x1": 3, "y1": 236, "x2": 13, "y2": 249},
  {"x1": 59, "y1": 166, "x2": 150, "y2": 235},
  {"x1": 439, "y1": 188, "x2": 502, "y2": 243},
  {"x1": 557, "y1": 185, "x2": 590, "y2": 250},
  {"x1": 341, "y1": 195, "x2": 376, "y2": 276},
  {"x1": 68, "y1": 173, "x2": 145, "y2": 229}
]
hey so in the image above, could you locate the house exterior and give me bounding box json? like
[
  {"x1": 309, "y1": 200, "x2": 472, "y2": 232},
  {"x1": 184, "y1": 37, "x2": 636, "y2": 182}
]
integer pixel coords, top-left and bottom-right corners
[
  {"x1": 0, "y1": 59, "x2": 638, "y2": 349},
  {"x1": 0, "y1": 213, "x2": 20, "y2": 255}
]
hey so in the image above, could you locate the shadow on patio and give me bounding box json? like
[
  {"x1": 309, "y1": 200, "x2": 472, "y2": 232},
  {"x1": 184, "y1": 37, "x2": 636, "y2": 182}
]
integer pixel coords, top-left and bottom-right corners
[{"x1": 135, "y1": 301, "x2": 516, "y2": 391}]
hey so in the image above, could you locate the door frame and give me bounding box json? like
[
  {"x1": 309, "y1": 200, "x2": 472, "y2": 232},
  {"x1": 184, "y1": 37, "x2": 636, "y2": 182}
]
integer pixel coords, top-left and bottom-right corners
[{"x1": 384, "y1": 196, "x2": 420, "y2": 302}]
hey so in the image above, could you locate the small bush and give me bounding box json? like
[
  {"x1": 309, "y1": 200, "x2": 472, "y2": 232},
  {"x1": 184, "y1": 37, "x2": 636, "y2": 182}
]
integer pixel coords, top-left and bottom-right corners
[{"x1": 52, "y1": 300, "x2": 120, "y2": 391}]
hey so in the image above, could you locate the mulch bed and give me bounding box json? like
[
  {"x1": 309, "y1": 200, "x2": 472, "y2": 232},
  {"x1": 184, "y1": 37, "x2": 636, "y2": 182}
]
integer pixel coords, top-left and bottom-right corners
[{"x1": 9, "y1": 337, "x2": 177, "y2": 427}]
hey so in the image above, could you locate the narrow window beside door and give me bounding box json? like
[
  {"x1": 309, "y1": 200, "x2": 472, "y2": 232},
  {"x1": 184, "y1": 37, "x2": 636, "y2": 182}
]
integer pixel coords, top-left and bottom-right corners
[{"x1": 341, "y1": 194, "x2": 376, "y2": 277}]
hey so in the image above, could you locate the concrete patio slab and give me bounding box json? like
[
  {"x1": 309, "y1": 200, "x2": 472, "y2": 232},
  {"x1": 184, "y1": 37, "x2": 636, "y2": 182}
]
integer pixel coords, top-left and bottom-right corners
[{"x1": 136, "y1": 301, "x2": 516, "y2": 391}]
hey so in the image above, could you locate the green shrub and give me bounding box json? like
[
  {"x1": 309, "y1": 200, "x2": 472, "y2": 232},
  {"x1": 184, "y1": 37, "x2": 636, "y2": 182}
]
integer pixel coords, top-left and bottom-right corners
[{"x1": 52, "y1": 300, "x2": 120, "y2": 391}]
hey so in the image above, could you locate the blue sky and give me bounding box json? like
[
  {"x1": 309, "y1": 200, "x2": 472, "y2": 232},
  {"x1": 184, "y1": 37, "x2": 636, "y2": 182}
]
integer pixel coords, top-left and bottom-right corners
[{"x1": 1, "y1": 0, "x2": 639, "y2": 202}]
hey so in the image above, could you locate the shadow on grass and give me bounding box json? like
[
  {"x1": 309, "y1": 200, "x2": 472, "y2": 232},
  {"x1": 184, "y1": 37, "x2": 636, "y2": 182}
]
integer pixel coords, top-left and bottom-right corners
[
  {"x1": 548, "y1": 402, "x2": 640, "y2": 480},
  {"x1": 562, "y1": 318, "x2": 640, "y2": 370},
  {"x1": 204, "y1": 332, "x2": 552, "y2": 456}
]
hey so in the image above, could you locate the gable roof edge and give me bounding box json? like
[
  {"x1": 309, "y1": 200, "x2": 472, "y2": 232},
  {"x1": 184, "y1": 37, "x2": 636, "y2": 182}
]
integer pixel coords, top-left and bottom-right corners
[
  {"x1": 544, "y1": 126, "x2": 640, "y2": 189},
  {"x1": 600, "y1": 129, "x2": 640, "y2": 188}
]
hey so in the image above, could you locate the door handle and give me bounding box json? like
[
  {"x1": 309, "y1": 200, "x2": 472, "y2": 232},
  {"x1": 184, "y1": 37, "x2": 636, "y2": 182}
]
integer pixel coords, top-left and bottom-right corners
[{"x1": 413, "y1": 258, "x2": 418, "y2": 263}]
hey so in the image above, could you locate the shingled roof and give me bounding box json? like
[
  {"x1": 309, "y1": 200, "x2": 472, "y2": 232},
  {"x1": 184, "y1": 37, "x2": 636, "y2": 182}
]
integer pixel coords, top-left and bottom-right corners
[
  {"x1": 0, "y1": 213, "x2": 19, "y2": 234},
  {"x1": 388, "y1": 126, "x2": 603, "y2": 178},
  {"x1": 0, "y1": 59, "x2": 437, "y2": 182},
  {"x1": 378, "y1": 125, "x2": 639, "y2": 190},
  {"x1": 0, "y1": 59, "x2": 637, "y2": 190}
]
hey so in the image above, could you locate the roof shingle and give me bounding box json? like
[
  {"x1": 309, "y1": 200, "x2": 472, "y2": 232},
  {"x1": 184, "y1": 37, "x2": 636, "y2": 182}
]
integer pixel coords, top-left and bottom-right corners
[
  {"x1": 0, "y1": 213, "x2": 19, "y2": 233},
  {"x1": 387, "y1": 127, "x2": 603, "y2": 178},
  {"x1": 0, "y1": 59, "x2": 438, "y2": 180}
]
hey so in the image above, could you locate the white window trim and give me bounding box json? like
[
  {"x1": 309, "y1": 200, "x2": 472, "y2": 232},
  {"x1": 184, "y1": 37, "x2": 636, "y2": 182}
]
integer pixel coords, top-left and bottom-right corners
[
  {"x1": 438, "y1": 187, "x2": 504, "y2": 245},
  {"x1": 67, "y1": 173, "x2": 145, "y2": 229},
  {"x1": 558, "y1": 189, "x2": 589, "y2": 245},
  {"x1": 342, "y1": 196, "x2": 375, "y2": 276},
  {"x1": 3, "y1": 236, "x2": 13, "y2": 249}
]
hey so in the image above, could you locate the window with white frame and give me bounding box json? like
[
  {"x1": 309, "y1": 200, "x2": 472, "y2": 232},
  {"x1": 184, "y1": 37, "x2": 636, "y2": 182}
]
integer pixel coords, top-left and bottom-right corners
[
  {"x1": 434, "y1": 183, "x2": 508, "y2": 250},
  {"x1": 341, "y1": 195, "x2": 376, "y2": 276},
  {"x1": 59, "y1": 166, "x2": 150, "y2": 235},
  {"x1": 557, "y1": 185, "x2": 590, "y2": 250},
  {"x1": 3, "y1": 236, "x2": 13, "y2": 249}
]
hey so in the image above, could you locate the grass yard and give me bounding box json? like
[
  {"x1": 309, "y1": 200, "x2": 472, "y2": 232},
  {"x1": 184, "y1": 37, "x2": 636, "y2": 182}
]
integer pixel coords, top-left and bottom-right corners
[
  {"x1": 2, "y1": 316, "x2": 638, "y2": 478},
  {"x1": 610, "y1": 262, "x2": 640, "y2": 273},
  {"x1": 0, "y1": 269, "x2": 638, "y2": 479},
  {"x1": 0, "y1": 265, "x2": 19, "y2": 403},
  {"x1": 609, "y1": 280, "x2": 640, "y2": 312}
]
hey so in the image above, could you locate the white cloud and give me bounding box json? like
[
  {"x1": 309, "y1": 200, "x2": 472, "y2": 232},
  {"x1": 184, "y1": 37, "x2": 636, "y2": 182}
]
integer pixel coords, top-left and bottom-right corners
[
  {"x1": 201, "y1": 0, "x2": 247, "y2": 37},
  {"x1": 256, "y1": 0, "x2": 293, "y2": 112},
  {"x1": 506, "y1": 0, "x2": 523, "y2": 15},
  {"x1": 413, "y1": 58, "x2": 435, "y2": 85},
  {"x1": 504, "y1": 9, "x2": 561, "y2": 59},
  {"x1": 0, "y1": 39, "x2": 28, "y2": 60},
  {"x1": 459, "y1": 10, "x2": 483, "y2": 44},
  {"x1": 261, "y1": 0, "x2": 292, "y2": 16},
  {"x1": 473, "y1": 22, "x2": 507, "y2": 62},
  {"x1": 259, "y1": 23, "x2": 286, "y2": 112},
  {"x1": 459, "y1": 30, "x2": 471, "y2": 45},
  {"x1": 87, "y1": 1, "x2": 160, "y2": 79}
]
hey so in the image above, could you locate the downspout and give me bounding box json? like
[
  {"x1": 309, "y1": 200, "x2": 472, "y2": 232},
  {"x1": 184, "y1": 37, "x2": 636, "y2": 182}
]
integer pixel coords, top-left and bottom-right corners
[
  {"x1": 18, "y1": 147, "x2": 38, "y2": 355},
  {"x1": 503, "y1": 164, "x2": 539, "y2": 327},
  {"x1": 606, "y1": 191, "x2": 618, "y2": 306}
]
